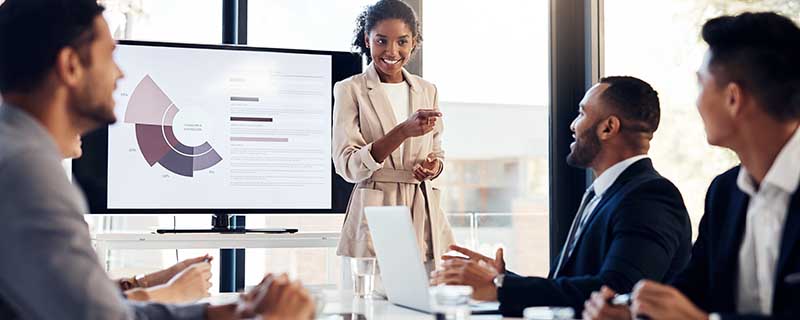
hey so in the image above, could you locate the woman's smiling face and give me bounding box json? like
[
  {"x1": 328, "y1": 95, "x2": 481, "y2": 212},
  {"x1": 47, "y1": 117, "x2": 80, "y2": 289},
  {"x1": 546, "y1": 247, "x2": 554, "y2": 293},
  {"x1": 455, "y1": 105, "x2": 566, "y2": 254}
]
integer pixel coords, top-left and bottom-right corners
[{"x1": 366, "y1": 18, "x2": 415, "y2": 83}]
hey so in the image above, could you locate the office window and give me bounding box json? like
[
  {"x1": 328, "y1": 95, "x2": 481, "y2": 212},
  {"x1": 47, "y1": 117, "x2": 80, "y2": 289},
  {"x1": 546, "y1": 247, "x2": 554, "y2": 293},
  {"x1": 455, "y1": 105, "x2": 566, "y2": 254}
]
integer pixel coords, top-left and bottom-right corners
[
  {"x1": 423, "y1": 0, "x2": 551, "y2": 277},
  {"x1": 100, "y1": 0, "x2": 221, "y2": 43},
  {"x1": 603, "y1": 0, "x2": 800, "y2": 236},
  {"x1": 248, "y1": 0, "x2": 375, "y2": 51}
]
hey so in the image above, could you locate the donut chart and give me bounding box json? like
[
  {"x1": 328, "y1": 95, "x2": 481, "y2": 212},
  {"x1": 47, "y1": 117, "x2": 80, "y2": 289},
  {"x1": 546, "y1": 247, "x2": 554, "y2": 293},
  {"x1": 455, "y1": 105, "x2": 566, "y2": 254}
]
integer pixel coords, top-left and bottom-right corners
[{"x1": 124, "y1": 75, "x2": 222, "y2": 177}]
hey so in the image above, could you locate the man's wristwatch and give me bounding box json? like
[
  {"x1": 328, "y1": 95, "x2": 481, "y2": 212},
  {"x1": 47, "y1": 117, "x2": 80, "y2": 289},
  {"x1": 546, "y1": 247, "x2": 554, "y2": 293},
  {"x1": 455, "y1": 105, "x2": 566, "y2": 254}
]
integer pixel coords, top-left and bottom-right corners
[{"x1": 493, "y1": 273, "x2": 505, "y2": 288}]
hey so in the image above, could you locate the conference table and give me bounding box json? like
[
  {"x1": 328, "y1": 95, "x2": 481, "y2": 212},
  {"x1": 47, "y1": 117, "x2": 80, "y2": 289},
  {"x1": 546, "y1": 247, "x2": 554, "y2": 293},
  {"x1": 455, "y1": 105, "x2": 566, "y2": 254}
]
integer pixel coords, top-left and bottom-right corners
[{"x1": 208, "y1": 289, "x2": 577, "y2": 320}]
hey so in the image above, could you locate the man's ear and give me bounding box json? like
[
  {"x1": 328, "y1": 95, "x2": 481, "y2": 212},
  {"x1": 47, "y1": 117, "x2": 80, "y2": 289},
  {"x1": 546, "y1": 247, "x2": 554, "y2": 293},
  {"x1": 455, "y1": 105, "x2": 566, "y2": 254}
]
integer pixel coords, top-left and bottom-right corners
[
  {"x1": 726, "y1": 82, "x2": 744, "y2": 118},
  {"x1": 597, "y1": 116, "x2": 621, "y2": 140},
  {"x1": 54, "y1": 47, "x2": 84, "y2": 89}
]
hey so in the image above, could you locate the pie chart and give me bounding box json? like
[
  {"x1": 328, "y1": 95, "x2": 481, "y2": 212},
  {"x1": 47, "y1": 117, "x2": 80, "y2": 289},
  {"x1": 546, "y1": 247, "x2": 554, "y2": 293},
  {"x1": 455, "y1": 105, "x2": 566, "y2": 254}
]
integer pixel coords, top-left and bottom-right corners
[{"x1": 124, "y1": 75, "x2": 222, "y2": 177}]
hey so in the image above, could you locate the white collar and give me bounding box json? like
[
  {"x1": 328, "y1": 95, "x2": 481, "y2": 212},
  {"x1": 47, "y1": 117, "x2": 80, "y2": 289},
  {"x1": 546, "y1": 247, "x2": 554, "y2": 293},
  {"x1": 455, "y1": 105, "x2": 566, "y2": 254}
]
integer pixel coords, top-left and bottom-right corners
[
  {"x1": 737, "y1": 126, "x2": 800, "y2": 196},
  {"x1": 591, "y1": 155, "x2": 649, "y2": 196}
]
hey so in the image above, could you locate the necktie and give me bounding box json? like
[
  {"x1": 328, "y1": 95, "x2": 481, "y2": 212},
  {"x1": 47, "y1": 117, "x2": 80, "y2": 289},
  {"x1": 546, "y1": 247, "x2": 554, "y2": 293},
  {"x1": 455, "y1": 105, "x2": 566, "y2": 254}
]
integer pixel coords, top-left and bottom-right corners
[{"x1": 552, "y1": 187, "x2": 596, "y2": 278}]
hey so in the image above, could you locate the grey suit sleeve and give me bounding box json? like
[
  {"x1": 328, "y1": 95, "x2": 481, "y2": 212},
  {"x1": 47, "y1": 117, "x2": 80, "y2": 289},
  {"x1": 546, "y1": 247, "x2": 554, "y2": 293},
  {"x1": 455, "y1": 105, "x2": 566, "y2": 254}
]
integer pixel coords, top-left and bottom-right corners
[
  {"x1": 126, "y1": 301, "x2": 208, "y2": 320},
  {"x1": 0, "y1": 149, "x2": 206, "y2": 320}
]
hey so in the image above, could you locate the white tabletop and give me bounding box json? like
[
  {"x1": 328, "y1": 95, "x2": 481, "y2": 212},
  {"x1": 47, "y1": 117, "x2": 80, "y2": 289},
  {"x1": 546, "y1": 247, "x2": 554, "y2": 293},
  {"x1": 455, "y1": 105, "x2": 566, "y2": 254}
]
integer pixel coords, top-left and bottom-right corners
[
  {"x1": 207, "y1": 290, "x2": 515, "y2": 320},
  {"x1": 320, "y1": 291, "x2": 509, "y2": 320}
]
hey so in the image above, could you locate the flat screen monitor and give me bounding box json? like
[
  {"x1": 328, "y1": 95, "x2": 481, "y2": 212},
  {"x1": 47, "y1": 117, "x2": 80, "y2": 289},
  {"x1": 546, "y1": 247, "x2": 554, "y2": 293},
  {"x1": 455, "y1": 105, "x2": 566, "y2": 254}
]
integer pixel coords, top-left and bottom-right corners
[{"x1": 73, "y1": 40, "x2": 361, "y2": 214}]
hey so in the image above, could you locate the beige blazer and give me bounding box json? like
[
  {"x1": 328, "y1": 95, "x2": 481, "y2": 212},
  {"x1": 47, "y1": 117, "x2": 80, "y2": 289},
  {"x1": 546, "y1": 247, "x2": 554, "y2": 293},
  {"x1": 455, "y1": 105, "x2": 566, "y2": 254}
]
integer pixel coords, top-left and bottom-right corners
[{"x1": 332, "y1": 63, "x2": 455, "y2": 266}]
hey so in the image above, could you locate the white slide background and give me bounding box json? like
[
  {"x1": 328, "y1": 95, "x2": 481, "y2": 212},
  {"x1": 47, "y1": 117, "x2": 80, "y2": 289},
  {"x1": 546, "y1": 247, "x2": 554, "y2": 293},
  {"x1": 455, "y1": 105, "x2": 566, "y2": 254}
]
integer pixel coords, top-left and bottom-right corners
[{"x1": 107, "y1": 45, "x2": 332, "y2": 209}]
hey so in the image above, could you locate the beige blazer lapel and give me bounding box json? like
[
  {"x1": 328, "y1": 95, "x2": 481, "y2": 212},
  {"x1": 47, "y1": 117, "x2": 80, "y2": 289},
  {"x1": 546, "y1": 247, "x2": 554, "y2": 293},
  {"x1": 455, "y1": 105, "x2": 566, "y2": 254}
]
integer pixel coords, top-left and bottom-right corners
[
  {"x1": 364, "y1": 63, "x2": 403, "y2": 168},
  {"x1": 402, "y1": 68, "x2": 430, "y2": 168}
]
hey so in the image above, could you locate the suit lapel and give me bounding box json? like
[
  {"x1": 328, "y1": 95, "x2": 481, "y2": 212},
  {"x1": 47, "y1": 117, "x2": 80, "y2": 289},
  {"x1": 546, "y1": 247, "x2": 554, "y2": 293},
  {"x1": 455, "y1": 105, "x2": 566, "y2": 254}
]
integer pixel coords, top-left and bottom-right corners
[
  {"x1": 717, "y1": 185, "x2": 749, "y2": 308},
  {"x1": 364, "y1": 63, "x2": 403, "y2": 167},
  {"x1": 402, "y1": 68, "x2": 427, "y2": 168},
  {"x1": 575, "y1": 159, "x2": 652, "y2": 242},
  {"x1": 566, "y1": 185, "x2": 620, "y2": 256},
  {"x1": 776, "y1": 188, "x2": 800, "y2": 282},
  {"x1": 559, "y1": 159, "x2": 652, "y2": 270}
]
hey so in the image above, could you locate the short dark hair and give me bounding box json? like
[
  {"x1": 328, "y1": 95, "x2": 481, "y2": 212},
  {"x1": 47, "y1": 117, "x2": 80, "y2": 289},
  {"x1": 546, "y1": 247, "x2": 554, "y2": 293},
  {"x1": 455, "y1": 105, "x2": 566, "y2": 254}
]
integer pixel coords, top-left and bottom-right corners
[
  {"x1": 599, "y1": 76, "x2": 661, "y2": 134},
  {"x1": 353, "y1": 0, "x2": 422, "y2": 60},
  {"x1": 702, "y1": 12, "x2": 800, "y2": 121},
  {"x1": 0, "y1": 0, "x2": 105, "y2": 94}
]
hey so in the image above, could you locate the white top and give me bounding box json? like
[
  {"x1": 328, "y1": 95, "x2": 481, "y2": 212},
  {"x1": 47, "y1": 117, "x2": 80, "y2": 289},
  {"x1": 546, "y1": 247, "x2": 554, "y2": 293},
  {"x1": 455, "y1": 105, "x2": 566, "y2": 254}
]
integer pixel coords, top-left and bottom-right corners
[
  {"x1": 381, "y1": 82, "x2": 411, "y2": 158},
  {"x1": 382, "y1": 81, "x2": 411, "y2": 125},
  {"x1": 735, "y1": 126, "x2": 800, "y2": 315}
]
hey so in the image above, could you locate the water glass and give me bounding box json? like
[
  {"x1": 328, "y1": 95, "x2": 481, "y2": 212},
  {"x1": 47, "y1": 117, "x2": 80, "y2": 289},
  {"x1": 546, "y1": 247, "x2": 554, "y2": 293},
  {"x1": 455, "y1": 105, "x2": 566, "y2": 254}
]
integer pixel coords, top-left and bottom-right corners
[
  {"x1": 430, "y1": 285, "x2": 472, "y2": 320},
  {"x1": 351, "y1": 257, "x2": 376, "y2": 298},
  {"x1": 523, "y1": 306, "x2": 575, "y2": 320},
  {"x1": 308, "y1": 288, "x2": 327, "y2": 317}
]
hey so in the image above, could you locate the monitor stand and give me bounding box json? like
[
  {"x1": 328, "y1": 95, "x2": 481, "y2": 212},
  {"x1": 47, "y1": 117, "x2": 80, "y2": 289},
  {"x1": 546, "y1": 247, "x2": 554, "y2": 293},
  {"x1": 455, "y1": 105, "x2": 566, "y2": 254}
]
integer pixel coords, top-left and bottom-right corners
[{"x1": 156, "y1": 213, "x2": 298, "y2": 234}]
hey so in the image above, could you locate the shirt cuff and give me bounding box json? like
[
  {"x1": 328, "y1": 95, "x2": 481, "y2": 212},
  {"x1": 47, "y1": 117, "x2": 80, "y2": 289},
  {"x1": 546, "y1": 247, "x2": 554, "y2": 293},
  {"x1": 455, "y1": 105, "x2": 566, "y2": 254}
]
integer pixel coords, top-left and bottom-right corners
[
  {"x1": 709, "y1": 313, "x2": 721, "y2": 320},
  {"x1": 358, "y1": 143, "x2": 384, "y2": 172}
]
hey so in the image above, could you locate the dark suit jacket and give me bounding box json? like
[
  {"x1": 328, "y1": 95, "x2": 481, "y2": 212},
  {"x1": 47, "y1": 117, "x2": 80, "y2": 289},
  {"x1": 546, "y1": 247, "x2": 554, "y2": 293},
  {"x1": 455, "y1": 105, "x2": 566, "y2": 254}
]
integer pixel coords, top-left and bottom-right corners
[
  {"x1": 497, "y1": 158, "x2": 693, "y2": 316},
  {"x1": 671, "y1": 166, "x2": 800, "y2": 319}
]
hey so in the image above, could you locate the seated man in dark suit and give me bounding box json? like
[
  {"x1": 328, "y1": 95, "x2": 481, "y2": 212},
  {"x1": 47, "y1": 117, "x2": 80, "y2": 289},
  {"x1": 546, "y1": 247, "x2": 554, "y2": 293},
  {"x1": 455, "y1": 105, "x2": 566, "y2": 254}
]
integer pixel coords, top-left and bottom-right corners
[
  {"x1": 0, "y1": 0, "x2": 313, "y2": 319},
  {"x1": 584, "y1": 11, "x2": 800, "y2": 320},
  {"x1": 430, "y1": 76, "x2": 693, "y2": 316}
]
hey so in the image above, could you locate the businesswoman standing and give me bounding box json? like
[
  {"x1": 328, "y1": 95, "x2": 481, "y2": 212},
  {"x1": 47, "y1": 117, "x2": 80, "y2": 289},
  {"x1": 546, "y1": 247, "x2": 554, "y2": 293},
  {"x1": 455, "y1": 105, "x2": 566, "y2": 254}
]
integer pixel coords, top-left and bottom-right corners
[{"x1": 333, "y1": 0, "x2": 455, "y2": 273}]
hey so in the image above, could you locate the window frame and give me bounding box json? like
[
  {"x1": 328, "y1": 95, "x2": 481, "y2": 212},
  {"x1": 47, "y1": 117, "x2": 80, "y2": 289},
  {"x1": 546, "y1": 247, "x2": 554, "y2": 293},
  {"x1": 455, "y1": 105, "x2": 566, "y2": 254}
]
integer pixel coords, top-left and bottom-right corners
[{"x1": 547, "y1": 0, "x2": 598, "y2": 262}]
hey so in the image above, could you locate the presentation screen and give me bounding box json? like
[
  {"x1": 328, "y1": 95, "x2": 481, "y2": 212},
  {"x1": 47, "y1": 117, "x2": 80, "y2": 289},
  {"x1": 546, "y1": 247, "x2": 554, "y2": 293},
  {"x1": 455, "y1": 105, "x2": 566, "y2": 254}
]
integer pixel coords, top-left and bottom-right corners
[{"x1": 73, "y1": 41, "x2": 361, "y2": 213}]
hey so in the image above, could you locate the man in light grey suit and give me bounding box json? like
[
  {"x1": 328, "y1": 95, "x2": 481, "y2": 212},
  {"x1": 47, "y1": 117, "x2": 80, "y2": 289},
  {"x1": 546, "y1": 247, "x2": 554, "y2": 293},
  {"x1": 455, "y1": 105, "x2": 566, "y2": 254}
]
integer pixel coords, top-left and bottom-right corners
[{"x1": 0, "y1": 0, "x2": 314, "y2": 319}]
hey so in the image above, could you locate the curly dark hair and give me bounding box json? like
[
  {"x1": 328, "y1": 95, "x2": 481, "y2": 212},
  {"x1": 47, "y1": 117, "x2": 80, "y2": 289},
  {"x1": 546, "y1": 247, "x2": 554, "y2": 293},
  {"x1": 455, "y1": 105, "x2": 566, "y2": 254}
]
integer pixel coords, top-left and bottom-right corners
[
  {"x1": 352, "y1": 0, "x2": 422, "y2": 62},
  {"x1": 702, "y1": 12, "x2": 800, "y2": 121}
]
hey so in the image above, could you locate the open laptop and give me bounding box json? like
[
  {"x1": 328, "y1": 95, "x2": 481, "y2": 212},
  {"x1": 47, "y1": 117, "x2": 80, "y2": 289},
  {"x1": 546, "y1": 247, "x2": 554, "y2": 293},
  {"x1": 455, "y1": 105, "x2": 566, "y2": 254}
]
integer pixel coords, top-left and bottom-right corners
[{"x1": 364, "y1": 206, "x2": 500, "y2": 314}]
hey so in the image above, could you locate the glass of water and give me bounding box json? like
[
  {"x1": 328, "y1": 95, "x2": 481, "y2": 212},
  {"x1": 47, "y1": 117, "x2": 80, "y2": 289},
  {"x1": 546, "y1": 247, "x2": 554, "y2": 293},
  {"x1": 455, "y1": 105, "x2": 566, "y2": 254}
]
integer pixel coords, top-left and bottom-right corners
[
  {"x1": 430, "y1": 285, "x2": 472, "y2": 320},
  {"x1": 351, "y1": 257, "x2": 377, "y2": 298},
  {"x1": 523, "y1": 306, "x2": 575, "y2": 320}
]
